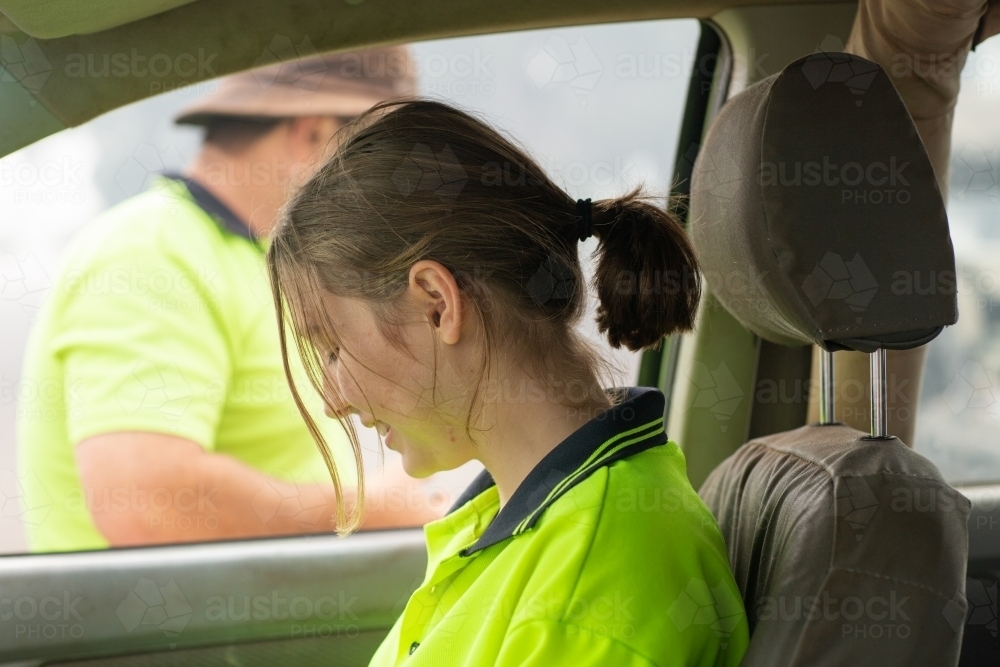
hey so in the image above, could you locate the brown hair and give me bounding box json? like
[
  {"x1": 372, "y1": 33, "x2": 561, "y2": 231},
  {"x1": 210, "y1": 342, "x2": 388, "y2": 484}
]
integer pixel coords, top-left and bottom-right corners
[{"x1": 267, "y1": 99, "x2": 701, "y2": 532}]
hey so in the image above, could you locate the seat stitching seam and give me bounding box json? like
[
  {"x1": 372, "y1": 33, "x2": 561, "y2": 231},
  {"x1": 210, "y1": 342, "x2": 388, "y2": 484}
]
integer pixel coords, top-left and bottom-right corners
[
  {"x1": 833, "y1": 565, "x2": 959, "y2": 601},
  {"x1": 746, "y1": 443, "x2": 961, "y2": 488},
  {"x1": 821, "y1": 318, "x2": 948, "y2": 331}
]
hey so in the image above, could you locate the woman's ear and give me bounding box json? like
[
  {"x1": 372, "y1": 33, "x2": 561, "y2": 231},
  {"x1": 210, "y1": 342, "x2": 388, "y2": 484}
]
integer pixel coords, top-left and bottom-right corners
[{"x1": 408, "y1": 260, "x2": 464, "y2": 345}]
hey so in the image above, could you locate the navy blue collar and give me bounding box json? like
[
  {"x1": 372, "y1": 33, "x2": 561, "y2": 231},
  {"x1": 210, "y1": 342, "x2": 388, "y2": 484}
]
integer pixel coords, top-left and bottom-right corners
[
  {"x1": 162, "y1": 172, "x2": 255, "y2": 243},
  {"x1": 450, "y1": 387, "x2": 667, "y2": 556}
]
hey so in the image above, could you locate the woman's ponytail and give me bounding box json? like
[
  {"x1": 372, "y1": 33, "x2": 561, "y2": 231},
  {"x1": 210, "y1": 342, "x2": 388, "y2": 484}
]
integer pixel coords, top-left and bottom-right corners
[{"x1": 589, "y1": 188, "x2": 701, "y2": 351}]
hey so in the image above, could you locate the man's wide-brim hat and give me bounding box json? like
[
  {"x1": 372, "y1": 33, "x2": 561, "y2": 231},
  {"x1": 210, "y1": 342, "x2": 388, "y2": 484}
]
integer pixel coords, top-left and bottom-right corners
[{"x1": 175, "y1": 44, "x2": 415, "y2": 125}]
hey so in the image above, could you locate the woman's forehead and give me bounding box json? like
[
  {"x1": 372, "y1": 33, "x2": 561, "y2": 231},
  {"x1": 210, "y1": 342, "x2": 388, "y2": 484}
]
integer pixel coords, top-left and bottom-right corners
[
  {"x1": 301, "y1": 292, "x2": 366, "y2": 338},
  {"x1": 296, "y1": 293, "x2": 338, "y2": 341}
]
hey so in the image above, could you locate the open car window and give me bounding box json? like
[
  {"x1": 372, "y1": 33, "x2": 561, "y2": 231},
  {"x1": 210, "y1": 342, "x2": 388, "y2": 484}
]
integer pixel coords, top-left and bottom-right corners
[
  {"x1": 0, "y1": 18, "x2": 701, "y2": 554},
  {"x1": 915, "y1": 36, "x2": 1000, "y2": 484}
]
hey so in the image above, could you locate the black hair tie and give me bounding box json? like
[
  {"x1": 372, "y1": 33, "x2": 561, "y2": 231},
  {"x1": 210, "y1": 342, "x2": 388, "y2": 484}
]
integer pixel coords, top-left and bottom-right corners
[{"x1": 575, "y1": 198, "x2": 593, "y2": 242}]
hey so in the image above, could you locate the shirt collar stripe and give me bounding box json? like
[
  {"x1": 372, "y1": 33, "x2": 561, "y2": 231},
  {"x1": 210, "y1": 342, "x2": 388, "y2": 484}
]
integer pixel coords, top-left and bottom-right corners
[
  {"x1": 456, "y1": 388, "x2": 668, "y2": 556},
  {"x1": 513, "y1": 422, "x2": 665, "y2": 535},
  {"x1": 161, "y1": 172, "x2": 257, "y2": 244},
  {"x1": 512, "y1": 419, "x2": 664, "y2": 535},
  {"x1": 523, "y1": 417, "x2": 664, "y2": 518}
]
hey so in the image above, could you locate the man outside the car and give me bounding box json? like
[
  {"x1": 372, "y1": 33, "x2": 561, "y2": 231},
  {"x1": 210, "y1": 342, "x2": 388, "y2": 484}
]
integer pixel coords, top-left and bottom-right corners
[{"x1": 17, "y1": 47, "x2": 438, "y2": 552}]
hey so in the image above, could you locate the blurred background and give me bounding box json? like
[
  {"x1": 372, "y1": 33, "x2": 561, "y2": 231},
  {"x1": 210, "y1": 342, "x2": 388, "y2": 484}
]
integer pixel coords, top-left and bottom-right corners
[
  {"x1": 0, "y1": 19, "x2": 700, "y2": 552},
  {"x1": 916, "y1": 37, "x2": 1000, "y2": 483}
]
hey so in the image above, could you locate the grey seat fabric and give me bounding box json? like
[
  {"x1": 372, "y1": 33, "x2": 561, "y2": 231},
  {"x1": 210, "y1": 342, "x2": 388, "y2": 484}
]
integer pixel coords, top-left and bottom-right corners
[
  {"x1": 699, "y1": 424, "x2": 971, "y2": 666},
  {"x1": 689, "y1": 52, "x2": 970, "y2": 666},
  {"x1": 690, "y1": 52, "x2": 956, "y2": 354}
]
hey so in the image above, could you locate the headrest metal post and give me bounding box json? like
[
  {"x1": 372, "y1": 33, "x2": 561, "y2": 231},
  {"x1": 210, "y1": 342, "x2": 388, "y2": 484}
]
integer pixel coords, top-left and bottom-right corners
[
  {"x1": 870, "y1": 348, "x2": 888, "y2": 438},
  {"x1": 820, "y1": 349, "x2": 835, "y2": 425}
]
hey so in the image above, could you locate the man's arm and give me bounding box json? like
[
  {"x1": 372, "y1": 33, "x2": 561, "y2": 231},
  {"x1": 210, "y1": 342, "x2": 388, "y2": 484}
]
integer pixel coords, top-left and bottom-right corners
[{"x1": 76, "y1": 432, "x2": 441, "y2": 547}]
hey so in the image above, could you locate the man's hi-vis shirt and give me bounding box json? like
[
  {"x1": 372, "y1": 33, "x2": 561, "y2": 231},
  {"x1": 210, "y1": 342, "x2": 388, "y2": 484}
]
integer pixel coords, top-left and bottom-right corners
[
  {"x1": 18, "y1": 175, "x2": 353, "y2": 552},
  {"x1": 368, "y1": 387, "x2": 749, "y2": 667}
]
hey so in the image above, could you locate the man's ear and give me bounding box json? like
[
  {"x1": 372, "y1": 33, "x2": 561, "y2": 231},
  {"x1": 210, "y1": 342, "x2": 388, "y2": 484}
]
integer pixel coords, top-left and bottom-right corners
[
  {"x1": 286, "y1": 116, "x2": 341, "y2": 166},
  {"x1": 408, "y1": 260, "x2": 464, "y2": 345}
]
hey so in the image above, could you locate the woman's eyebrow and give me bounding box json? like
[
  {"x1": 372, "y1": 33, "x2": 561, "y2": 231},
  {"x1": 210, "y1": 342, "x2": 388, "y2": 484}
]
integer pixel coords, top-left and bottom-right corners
[
  {"x1": 299, "y1": 319, "x2": 325, "y2": 343},
  {"x1": 301, "y1": 317, "x2": 340, "y2": 347}
]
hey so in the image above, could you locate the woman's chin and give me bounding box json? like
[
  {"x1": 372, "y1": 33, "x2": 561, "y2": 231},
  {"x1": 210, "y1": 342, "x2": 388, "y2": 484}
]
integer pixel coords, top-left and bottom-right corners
[
  {"x1": 400, "y1": 457, "x2": 426, "y2": 478},
  {"x1": 399, "y1": 452, "x2": 436, "y2": 479},
  {"x1": 386, "y1": 431, "x2": 438, "y2": 478}
]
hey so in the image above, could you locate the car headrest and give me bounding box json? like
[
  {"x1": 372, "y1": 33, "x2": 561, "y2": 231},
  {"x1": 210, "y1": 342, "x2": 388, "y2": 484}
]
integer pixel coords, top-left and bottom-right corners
[{"x1": 690, "y1": 52, "x2": 957, "y2": 353}]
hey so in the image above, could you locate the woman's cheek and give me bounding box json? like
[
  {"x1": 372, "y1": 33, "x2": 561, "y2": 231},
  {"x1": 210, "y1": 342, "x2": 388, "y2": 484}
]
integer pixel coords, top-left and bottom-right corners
[{"x1": 335, "y1": 361, "x2": 369, "y2": 410}]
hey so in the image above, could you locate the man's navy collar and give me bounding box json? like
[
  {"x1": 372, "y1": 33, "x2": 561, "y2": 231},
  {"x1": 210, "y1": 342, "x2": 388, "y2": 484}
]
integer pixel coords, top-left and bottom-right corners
[
  {"x1": 449, "y1": 387, "x2": 667, "y2": 556},
  {"x1": 162, "y1": 172, "x2": 255, "y2": 243}
]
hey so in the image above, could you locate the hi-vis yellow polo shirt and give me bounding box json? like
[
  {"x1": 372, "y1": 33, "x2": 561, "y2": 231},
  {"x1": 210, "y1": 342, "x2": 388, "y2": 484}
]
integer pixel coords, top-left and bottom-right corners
[
  {"x1": 370, "y1": 388, "x2": 749, "y2": 667},
  {"x1": 17, "y1": 175, "x2": 352, "y2": 553}
]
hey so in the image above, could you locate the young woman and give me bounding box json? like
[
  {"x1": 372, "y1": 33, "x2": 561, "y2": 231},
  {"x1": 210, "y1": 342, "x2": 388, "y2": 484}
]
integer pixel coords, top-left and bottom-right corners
[{"x1": 267, "y1": 100, "x2": 749, "y2": 666}]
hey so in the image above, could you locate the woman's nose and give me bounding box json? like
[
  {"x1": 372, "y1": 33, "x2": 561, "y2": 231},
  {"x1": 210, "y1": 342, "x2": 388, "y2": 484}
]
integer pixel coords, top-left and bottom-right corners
[
  {"x1": 321, "y1": 370, "x2": 355, "y2": 419},
  {"x1": 324, "y1": 393, "x2": 356, "y2": 419},
  {"x1": 357, "y1": 412, "x2": 377, "y2": 429}
]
